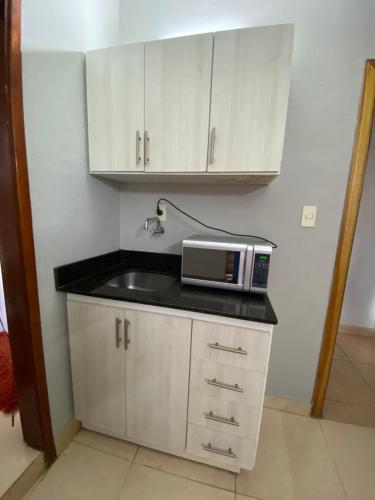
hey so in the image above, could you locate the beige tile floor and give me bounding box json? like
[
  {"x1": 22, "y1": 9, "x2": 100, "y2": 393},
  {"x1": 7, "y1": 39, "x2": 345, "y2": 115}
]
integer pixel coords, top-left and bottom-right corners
[
  {"x1": 324, "y1": 332, "x2": 375, "y2": 427},
  {"x1": 23, "y1": 408, "x2": 375, "y2": 500},
  {"x1": 0, "y1": 413, "x2": 40, "y2": 498}
]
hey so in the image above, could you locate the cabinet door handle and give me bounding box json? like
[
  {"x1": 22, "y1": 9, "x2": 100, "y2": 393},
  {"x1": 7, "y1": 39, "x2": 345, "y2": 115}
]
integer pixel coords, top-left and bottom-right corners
[
  {"x1": 136, "y1": 130, "x2": 142, "y2": 165},
  {"x1": 206, "y1": 378, "x2": 244, "y2": 393},
  {"x1": 204, "y1": 411, "x2": 239, "y2": 427},
  {"x1": 208, "y1": 342, "x2": 247, "y2": 355},
  {"x1": 124, "y1": 319, "x2": 130, "y2": 350},
  {"x1": 203, "y1": 442, "x2": 237, "y2": 459},
  {"x1": 144, "y1": 130, "x2": 150, "y2": 164},
  {"x1": 209, "y1": 127, "x2": 216, "y2": 164},
  {"x1": 115, "y1": 318, "x2": 122, "y2": 348}
]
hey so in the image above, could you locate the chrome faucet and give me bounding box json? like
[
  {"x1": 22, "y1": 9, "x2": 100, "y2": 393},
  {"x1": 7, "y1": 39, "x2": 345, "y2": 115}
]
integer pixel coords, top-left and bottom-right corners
[{"x1": 144, "y1": 217, "x2": 165, "y2": 236}]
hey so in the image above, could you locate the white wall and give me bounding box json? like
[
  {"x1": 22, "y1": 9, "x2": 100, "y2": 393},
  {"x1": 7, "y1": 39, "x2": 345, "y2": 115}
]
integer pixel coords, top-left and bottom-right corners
[
  {"x1": 22, "y1": 53, "x2": 120, "y2": 435},
  {"x1": 0, "y1": 264, "x2": 8, "y2": 332},
  {"x1": 341, "y1": 127, "x2": 375, "y2": 329},
  {"x1": 22, "y1": 0, "x2": 119, "y2": 51},
  {"x1": 118, "y1": 0, "x2": 375, "y2": 403}
]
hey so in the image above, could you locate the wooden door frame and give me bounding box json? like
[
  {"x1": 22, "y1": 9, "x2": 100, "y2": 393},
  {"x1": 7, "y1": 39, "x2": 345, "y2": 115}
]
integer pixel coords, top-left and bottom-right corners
[
  {"x1": 311, "y1": 60, "x2": 375, "y2": 417},
  {"x1": 0, "y1": 0, "x2": 56, "y2": 463}
]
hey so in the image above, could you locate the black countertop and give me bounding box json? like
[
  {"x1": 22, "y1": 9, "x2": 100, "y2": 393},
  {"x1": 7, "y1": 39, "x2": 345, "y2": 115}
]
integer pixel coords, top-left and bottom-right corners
[{"x1": 54, "y1": 250, "x2": 277, "y2": 325}]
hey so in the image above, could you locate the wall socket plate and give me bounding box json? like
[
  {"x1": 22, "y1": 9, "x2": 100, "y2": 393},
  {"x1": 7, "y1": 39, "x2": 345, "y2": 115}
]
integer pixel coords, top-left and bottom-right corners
[{"x1": 157, "y1": 201, "x2": 167, "y2": 222}]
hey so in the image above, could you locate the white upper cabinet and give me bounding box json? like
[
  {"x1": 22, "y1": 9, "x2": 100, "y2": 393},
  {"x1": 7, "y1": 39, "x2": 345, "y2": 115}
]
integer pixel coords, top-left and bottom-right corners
[
  {"x1": 208, "y1": 25, "x2": 294, "y2": 173},
  {"x1": 85, "y1": 25, "x2": 294, "y2": 181},
  {"x1": 86, "y1": 43, "x2": 145, "y2": 172},
  {"x1": 144, "y1": 34, "x2": 213, "y2": 172}
]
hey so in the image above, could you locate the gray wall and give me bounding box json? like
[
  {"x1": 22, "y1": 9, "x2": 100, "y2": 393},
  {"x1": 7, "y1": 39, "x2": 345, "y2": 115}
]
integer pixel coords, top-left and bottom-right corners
[
  {"x1": 23, "y1": 53, "x2": 120, "y2": 435},
  {"x1": 341, "y1": 128, "x2": 375, "y2": 329},
  {"x1": 118, "y1": 0, "x2": 375, "y2": 404}
]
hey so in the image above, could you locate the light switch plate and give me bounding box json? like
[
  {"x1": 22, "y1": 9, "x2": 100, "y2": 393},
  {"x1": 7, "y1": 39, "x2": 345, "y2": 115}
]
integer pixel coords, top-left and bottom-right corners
[
  {"x1": 157, "y1": 201, "x2": 167, "y2": 222},
  {"x1": 301, "y1": 206, "x2": 317, "y2": 227}
]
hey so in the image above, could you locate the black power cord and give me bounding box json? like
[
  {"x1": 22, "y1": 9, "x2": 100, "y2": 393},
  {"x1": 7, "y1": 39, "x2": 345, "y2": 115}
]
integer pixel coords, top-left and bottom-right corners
[{"x1": 156, "y1": 198, "x2": 278, "y2": 249}]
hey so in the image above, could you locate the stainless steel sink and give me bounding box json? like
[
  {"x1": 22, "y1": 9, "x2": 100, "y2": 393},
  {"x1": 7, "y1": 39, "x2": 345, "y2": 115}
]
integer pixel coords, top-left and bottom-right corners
[{"x1": 103, "y1": 271, "x2": 176, "y2": 292}]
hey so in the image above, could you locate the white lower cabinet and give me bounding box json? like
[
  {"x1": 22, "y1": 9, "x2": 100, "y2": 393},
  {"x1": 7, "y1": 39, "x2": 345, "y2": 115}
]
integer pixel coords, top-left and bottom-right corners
[{"x1": 67, "y1": 295, "x2": 273, "y2": 472}]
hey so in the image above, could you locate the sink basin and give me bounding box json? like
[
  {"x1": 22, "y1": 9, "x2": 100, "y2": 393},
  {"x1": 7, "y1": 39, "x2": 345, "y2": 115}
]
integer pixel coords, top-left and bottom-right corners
[{"x1": 103, "y1": 271, "x2": 176, "y2": 292}]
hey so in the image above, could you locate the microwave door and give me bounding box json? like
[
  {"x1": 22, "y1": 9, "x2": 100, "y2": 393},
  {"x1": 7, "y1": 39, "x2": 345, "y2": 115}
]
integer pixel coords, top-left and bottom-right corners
[{"x1": 181, "y1": 242, "x2": 247, "y2": 290}]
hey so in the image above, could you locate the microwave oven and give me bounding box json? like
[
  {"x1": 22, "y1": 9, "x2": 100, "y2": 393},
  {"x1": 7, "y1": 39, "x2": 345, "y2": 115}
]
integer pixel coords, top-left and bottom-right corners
[{"x1": 181, "y1": 235, "x2": 272, "y2": 294}]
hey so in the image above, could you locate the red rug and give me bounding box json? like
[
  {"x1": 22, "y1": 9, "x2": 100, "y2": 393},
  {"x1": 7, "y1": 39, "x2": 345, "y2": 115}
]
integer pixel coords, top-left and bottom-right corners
[{"x1": 0, "y1": 331, "x2": 18, "y2": 414}]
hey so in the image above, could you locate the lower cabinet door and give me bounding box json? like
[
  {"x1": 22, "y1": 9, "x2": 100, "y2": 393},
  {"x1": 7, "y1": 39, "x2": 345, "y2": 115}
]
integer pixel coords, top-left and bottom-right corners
[
  {"x1": 125, "y1": 310, "x2": 191, "y2": 452},
  {"x1": 67, "y1": 301, "x2": 126, "y2": 438}
]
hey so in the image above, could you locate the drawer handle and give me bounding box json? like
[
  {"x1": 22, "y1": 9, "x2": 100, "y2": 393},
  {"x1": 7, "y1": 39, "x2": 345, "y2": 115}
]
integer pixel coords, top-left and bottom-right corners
[
  {"x1": 206, "y1": 378, "x2": 244, "y2": 393},
  {"x1": 208, "y1": 342, "x2": 247, "y2": 355},
  {"x1": 203, "y1": 442, "x2": 237, "y2": 459},
  {"x1": 205, "y1": 411, "x2": 239, "y2": 427}
]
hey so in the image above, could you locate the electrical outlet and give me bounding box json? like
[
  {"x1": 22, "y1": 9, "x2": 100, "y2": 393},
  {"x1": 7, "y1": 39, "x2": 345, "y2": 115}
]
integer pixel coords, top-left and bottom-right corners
[{"x1": 157, "y1": 201, "x2": 167, "y2": 222}]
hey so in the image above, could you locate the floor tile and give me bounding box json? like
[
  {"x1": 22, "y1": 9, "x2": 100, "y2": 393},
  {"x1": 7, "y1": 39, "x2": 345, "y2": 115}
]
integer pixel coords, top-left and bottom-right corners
[
  {"x1": 135, "y1": 446, "x2": 235, "y2": 491},
  {"x1": 355, "y1": 362, "x2": 375, "y2": 391},
  {"x1": 3, "y1": 454, "x2": 44, "y2": 500},
  {"x1": 0, "y1": 413, "x2": 40, "y2": 497},
  {"x1": 25, "y1": 442, "x2": 131, "y2": 500},
  {"x1": 337, "y1": 334, "x2": 375, "y2": 365},
  {"x1": 119, "y1": 462, "x2": 234, "y2": 500},
  {"x1": 325, "y1": 358, "x2": 375, "y2": 406},
  {"x1": 236, "y1": 408, "x2": 346, "y2": 500},
  {"x1": 321, "y1": 419, "x2": 375, "y2": 500},
  {"x1": 333, "y1": 344, "x2": 348, "y2": 360},
  {"x1": 74, "y1": 429, "x2": 138, "y2": 460},
  {"x1": 324, "y1": 399, "x2": 375, "y2": 428},
  {"x1": 323, "y1": 399, "x2": 352, "y2": 424}
]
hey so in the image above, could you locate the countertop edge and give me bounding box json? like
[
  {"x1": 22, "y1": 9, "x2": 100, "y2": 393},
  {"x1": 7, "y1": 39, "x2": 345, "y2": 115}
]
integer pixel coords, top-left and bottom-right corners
[{"x1": 60, "y1": 287, "x2": 278, "y2": 325}]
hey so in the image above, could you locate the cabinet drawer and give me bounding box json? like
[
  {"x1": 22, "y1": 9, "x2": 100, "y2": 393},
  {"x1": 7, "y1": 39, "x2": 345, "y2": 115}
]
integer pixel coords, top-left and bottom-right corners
[
  {"x1": 186, "y1": 424, "x2": 256, "y2": 470},
  {"x1": 190, "y1": 358, "x2": 266, "y2": 407},
  {"x1": 188, "y1": 393, "x2": 261, "y2": 439},
  {"x1": 192, "y1": 320, "x2": 271, "y2": 370}
]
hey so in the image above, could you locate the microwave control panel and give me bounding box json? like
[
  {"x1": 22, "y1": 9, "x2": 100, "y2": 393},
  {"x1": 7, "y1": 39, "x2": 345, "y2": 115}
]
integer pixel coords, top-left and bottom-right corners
[{"x1": 251, "y1": 253, "x2": 270, "y2": 289}]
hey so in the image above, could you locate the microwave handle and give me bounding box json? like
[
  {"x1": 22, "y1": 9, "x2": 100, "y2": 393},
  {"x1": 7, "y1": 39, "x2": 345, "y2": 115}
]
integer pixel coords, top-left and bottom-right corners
[
  {"x1": 243, "y1": 247, "x2": 254, "y2": 291},
  {"x1": 237, "y1": 251, "x2": 246, "y2": 287}
]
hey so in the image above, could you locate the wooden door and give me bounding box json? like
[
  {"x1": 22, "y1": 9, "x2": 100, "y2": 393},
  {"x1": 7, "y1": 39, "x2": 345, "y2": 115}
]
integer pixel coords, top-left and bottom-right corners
[
  {"x1": 125, "y1": 309, "x2": 191, "y2": 452},
  {"x1": 86, "y1": 43, "x2": 144, "y2": 172},
  {"x1": 68, "y1": 301, "x2": 126, "y2": 438},
  {"x1": 208, "y1": 25, "x2": 294, "y2": 173},
  {"x1": 144, "y1": 34, "x2": 213, "y2": 172}
]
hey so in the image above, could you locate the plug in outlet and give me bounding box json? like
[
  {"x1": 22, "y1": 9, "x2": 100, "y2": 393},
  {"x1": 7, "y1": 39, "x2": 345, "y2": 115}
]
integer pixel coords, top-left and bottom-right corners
[{"x1": 157, "y1": 201, "x2": 167, "y2": 222}]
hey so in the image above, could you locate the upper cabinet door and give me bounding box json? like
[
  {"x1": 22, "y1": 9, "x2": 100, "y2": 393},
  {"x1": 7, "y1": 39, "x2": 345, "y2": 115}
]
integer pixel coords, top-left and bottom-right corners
[
  {"x1": 208, "y1": 25, "x2": 294, "y2": 173},
  {"x1": 86, "y1": 44, "x2": 144, "y2": 172},
  {"x1": 144, "y1": 34, "x2": 213, "y2": 172}
]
